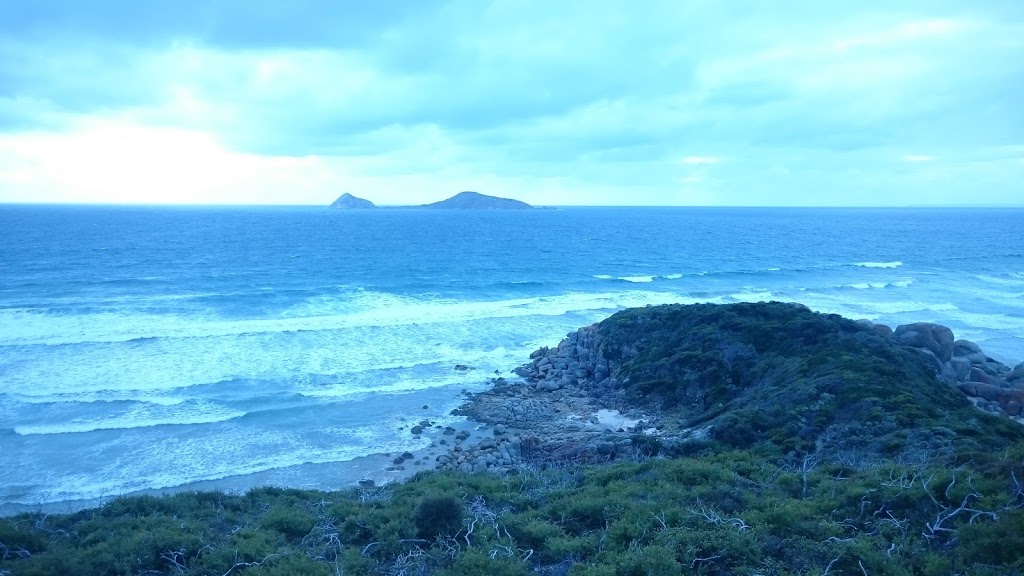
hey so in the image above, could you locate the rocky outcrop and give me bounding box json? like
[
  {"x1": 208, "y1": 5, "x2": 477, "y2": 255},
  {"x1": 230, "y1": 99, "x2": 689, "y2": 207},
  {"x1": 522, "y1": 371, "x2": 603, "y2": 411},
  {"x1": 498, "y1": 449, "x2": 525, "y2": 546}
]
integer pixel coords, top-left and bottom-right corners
[
  {"x1": 329, "y1": 193, "x2": 376, "y2": 209},
  {"x1": 422, "y1": 191, "x2": 532, "y2": 210},
  {"x1": 892, "y1": 322, "x2": 955, "y2": 363},
  {"x1": 436, "y1": 305, "x2": 1023, "y2": 476},
  {"x1": 868, "y1": 320, "x2": 1024, "y2": 418}
]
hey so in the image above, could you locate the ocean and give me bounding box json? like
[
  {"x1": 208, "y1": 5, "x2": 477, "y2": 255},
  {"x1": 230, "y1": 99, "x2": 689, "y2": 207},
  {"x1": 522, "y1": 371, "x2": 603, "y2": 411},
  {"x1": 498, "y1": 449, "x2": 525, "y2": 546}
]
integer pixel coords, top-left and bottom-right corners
[{"x1": 1, "y1": 205, "x2": 1022, "y2": 512}]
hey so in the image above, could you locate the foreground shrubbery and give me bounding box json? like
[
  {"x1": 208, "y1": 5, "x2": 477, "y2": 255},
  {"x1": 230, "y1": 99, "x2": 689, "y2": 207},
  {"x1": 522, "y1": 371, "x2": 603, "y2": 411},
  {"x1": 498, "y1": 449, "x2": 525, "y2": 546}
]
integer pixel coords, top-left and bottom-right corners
[{"x1": 3, "y1": 445, "x2": 1023, "y2": 575}]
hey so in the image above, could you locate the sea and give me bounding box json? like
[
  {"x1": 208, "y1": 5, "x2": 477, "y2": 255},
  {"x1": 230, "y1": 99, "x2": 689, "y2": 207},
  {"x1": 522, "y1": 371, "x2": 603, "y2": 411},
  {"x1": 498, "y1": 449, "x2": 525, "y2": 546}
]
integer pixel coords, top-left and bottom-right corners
[{"x1": 1, "y1": 205, "x2": 1023, "y2": 512}]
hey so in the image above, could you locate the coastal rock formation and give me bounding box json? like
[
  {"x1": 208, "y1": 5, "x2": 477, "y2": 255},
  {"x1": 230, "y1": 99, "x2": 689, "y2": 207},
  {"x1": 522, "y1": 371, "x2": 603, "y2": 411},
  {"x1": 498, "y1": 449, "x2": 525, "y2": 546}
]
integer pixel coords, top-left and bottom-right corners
[
  {"x1": 440, "y1": 302, "x2": 1023, "y2": 474},
  {"x1": 329, "y1": 193, "x2": 376, "y2": 209},
  {"x1": 856, "y1": 319, "x2": 1024, "y2": 416},
  {"x1": 422, "y1": 191, "x2": 532, "y2": 210}
]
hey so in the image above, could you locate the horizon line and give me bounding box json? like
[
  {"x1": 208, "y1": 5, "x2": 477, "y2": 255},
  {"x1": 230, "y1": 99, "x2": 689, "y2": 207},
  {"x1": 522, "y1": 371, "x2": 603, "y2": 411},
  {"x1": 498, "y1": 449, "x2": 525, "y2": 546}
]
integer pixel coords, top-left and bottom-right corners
[{"x1": 2, "y1": 201, "x2": 1024, "y2": 209}]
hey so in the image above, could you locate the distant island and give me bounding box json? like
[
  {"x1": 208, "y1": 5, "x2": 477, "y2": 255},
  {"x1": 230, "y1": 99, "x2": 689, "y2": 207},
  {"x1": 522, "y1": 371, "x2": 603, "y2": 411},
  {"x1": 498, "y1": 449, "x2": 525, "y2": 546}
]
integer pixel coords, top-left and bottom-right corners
[
  {"x1": 329, "y1": 193, "x2": 376, "y2": 209},
  {"x1": 421, "y1": 191, "x2": 532, "y2": 210},
  {"x1": 328, "y1": 191, "x2": 533, "y2": 210}
]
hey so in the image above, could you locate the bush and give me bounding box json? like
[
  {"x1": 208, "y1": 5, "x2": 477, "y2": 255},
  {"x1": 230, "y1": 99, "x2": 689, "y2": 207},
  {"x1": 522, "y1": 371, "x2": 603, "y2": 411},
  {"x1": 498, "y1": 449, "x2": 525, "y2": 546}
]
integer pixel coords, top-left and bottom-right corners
[{"x1": 413, "y1": 494, "x2": 464, "y2": 540}]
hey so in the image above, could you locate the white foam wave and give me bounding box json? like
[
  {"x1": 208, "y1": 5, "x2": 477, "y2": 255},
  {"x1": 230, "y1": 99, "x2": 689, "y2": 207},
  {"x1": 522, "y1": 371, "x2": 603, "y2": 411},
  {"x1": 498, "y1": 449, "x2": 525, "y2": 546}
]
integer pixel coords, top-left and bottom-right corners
[
  {"x1": 2, "y1": 420, "x2": 430, "y2": 505},
  {"x1": 663, "y1": 274, "x2": 684, "y2": 280},
  {"x1": 975, "y1": 274, "x2": 1024, "y2": 287},
  {"x1": 14, "y1": 400, "x2": 245, "y2": 436},
  {"x1": 0, "y1": 289, "x2": 704, "y2": 400},
  {"x1": 853, "y1": 261, "x2": 903, "y2": 269},
  {"x1": 593, "y1": 275, "x2": 656, "y2": 283},
  {"x1": 0, "y1": 289, "x2": 685, "y2": 348},
  {"x1": 847, "y1": 280, "x2": 914, "y2": 290},
  {"x1": 860, "y1": 301, "x2": 960, "y2": 315},
  {"x1": 729, "y1": 290, "x2": 775, "y2": 302}
]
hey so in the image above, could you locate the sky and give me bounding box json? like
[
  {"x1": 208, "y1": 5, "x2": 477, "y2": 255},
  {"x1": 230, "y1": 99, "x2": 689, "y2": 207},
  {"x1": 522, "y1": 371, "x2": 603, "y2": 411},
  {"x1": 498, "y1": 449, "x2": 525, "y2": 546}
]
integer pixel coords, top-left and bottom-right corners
[{"x1": 0, "y1": 1, "x2": 1022, "y2": 206}]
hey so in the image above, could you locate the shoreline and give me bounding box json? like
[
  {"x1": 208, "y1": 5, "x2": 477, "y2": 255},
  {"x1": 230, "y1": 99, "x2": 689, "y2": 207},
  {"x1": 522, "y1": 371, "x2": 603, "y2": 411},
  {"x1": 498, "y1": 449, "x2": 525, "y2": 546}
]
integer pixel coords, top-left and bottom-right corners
[
  {"x1": 4, "y1": 310, "x2": 1023, "y2": 518},
  {"x1": 0, "y1": 416, "x2": 493, "y2": 518}
]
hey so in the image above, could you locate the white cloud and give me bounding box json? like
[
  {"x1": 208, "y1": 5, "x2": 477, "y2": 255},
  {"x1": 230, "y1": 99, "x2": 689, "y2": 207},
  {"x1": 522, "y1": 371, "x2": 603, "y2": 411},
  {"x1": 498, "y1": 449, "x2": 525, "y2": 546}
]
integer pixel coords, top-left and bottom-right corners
[{"x1": 681, "y1": 156, "x2": 721, "y2": 165}]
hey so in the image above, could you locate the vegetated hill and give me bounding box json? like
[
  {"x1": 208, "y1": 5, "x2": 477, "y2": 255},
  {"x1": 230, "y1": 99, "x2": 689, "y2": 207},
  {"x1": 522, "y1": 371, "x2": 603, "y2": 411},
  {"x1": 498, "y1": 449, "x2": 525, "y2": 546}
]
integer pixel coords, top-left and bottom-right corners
[
  {"x1": 588, "y1": 301, "x2": 1023, "y2": 461},
  {"x1": 422, "y1": 191, "x2": 532, "y2": 210},
  {"x1": 329, "y1": 193, "x2": 376, "y2": 209}
]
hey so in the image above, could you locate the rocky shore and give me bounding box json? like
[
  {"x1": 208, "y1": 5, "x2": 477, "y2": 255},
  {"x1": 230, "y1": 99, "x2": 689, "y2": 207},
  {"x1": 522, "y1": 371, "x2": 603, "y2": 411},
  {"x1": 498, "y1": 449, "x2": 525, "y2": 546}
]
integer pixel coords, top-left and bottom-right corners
[{"x1": 423, "y1": 306, "x2": 1024, "y2": 477}]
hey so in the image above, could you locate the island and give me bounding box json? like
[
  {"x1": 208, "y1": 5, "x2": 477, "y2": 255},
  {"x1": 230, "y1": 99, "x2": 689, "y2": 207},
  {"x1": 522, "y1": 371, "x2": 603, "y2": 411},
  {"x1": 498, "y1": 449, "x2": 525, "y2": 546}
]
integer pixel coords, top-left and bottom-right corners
[
  {"x1": 421, "y1": 191, "x2": 532, "y2": 210},
  {"x1": 327, "y1": 191, "x2": 533, "y2": 210},
  {"x1": 329, "y1": 193, "x2": 376, "y2": 209}
]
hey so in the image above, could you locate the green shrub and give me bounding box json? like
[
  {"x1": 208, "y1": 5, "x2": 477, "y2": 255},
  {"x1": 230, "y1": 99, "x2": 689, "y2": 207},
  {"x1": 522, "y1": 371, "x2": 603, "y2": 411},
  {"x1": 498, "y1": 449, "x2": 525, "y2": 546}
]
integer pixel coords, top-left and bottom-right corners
[{"x1": 413, "y1": 494, "x2": 464, "y2": 540}]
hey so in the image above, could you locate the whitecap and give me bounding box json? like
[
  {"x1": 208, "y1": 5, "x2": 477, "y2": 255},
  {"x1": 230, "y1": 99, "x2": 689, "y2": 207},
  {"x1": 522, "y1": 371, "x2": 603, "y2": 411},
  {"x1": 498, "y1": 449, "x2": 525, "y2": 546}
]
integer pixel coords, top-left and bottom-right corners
[
  {"x1": 853, "y1": 261, "x2": 903, "y2": 268},
  {"x1": 620, "y1": 276, "x2": 655, "y2": 283},
  {"x1": 729, "y1": 290, "x2": 775, "y2": 302},
  {"x1": 14, "y1": 400, "x2": 245, "y2": 436}
]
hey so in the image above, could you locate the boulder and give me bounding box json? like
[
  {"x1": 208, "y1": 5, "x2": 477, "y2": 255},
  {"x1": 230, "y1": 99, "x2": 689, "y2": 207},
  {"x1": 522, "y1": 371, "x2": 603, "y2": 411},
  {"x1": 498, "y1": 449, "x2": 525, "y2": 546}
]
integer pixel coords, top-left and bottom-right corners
[
  {"x1": 974, "y1": 383, "x2": 1003, "y2": 403},
  {"x1": 969, "y1": 367, "x2": 1001, "y2": 386},
  {"x1": 892, "y1": 323, "x2": 955, "y2": 363},
  {"x1": 953, "y1": 339, "x2": 982, "y2": 356},
  {"x1": 1009, "y1": 362, "x2": 1024, "y2": 383},
  {"x1": 872, "y1": 324, "x2": 894, "y2": 338},
  {"x1": 949, "y1": 357, "x2": 972, "y2": 381}
]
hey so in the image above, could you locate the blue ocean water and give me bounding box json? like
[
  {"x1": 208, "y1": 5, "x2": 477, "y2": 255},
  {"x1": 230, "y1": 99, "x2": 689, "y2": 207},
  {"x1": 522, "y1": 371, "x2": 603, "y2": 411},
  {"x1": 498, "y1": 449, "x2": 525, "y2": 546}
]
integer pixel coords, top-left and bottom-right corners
[{"x1": 1, "y1": 205, "x2": 1023, "y2": 508}]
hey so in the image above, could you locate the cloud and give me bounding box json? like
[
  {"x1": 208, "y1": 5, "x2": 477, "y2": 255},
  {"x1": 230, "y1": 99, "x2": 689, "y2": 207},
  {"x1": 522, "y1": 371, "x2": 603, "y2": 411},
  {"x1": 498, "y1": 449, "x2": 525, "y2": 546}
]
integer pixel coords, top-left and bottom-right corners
[
  {"x1": 681, "y1": 156, "x2": 721, "y2": 165},
  {"x1": 903, "y1": 154, "x2": 934, "y2": 162},
  {"x1": 0, "y1": 1, "x2": 1022, "y2": 205}
]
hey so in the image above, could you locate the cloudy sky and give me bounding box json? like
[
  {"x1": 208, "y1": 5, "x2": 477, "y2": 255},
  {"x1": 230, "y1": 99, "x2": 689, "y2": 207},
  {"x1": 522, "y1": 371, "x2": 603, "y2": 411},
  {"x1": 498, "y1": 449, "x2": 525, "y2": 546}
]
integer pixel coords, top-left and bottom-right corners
[{"x1": 1, "y1": 1, "x2": 1022, "y2": 206}]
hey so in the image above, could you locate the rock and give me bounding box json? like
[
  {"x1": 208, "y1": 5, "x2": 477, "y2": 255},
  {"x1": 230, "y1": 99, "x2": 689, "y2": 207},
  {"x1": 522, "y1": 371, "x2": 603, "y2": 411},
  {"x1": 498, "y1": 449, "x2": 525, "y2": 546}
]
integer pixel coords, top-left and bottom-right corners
[
  {"x1": 358, "y1": 479, "x2": 375, "y2": 487},
  {"x1": 969, "y1": 367, "x2": 1000, "y2": 386},
  {"x1": 454, "y1": 364, "x2": 471, "y2": 371},
  {"x1": 915, "y1": 348, "x2": 946, "y2": 379},
  {"x1": 410, "y1": 425, "x2": 424, "y2": 435},
  {"x1": 892, "y1": 323, "x2": 955, "y2": 363},
  {"x1": 401, "y1": 452, "x2": 414, "y2": 460},
  {"x1": 472, "y1": 461, "x2": 488, "y2": 472},
  {"x1": 493, "y1": 424, "x2": 506, "y2": 435},
  {"x1": 479, "y1": 438, "x2": 496, "y2": 450},
  {"x1": 975, "y1": 383, "x2": 1003, "y2": 403},
  {"x1": 422, "y1": 404, "x2": 429, "y2": 409},
  {"x1": 949, "y1": 357, "x2": 972, "y2": 381},
  {"x1": 983, "y1": 360, "x2": 1011, "y2": 376},
  {"x1": 872, "y1": 324, "x2": 893, "y2": 338},
  {"x1": 953, "y1": 339, "x2": 983, "y2": 356},
  {"x1": 1009, "y1": 363, "x2": 1024, "y2": 383}
]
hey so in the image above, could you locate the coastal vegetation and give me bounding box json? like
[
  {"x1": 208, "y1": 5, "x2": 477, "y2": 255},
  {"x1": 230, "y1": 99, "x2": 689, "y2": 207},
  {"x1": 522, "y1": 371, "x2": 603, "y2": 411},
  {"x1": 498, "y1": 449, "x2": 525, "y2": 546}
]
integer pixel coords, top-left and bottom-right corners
[{"x1": 2, "y1": 302, "x2": 1023, "y2": 575}]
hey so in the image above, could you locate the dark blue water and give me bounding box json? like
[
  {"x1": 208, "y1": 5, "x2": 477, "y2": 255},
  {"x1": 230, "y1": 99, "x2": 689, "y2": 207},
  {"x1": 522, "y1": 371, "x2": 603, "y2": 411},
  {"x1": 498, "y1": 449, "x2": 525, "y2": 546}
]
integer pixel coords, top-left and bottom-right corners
[{"x1": 2, "y1": 205, "x2": 1022, "y2": 506}]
